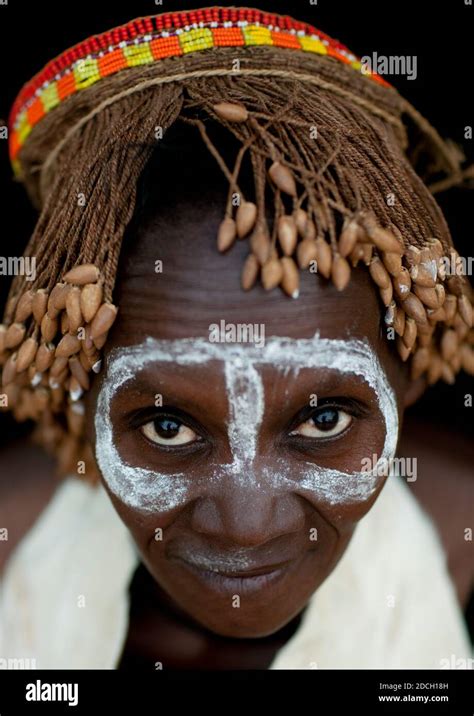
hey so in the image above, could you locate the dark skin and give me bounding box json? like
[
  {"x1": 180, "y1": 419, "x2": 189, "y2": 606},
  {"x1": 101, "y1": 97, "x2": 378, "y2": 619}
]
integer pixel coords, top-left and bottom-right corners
[
  {"x1": 1, "y1": 190, "x2": 472, "y2": 667},
  {"x1": 83, "y1": 192, "x2": 424, "y2": 669}
]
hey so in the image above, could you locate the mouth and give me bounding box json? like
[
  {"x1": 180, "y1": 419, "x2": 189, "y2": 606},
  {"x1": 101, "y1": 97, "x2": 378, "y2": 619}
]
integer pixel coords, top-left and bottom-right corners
[{"x1": 171, "y1": 556, "x2": 299, "y2": 596}]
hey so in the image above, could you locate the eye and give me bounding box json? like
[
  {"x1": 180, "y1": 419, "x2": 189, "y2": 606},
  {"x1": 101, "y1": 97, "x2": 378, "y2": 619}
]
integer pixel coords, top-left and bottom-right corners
[
  {"x1": 140, "y1": 415, "x2": 200, "y2": 447},
  {"x1": 289, "y1": 406, "x2": 352, "y2": 439}
]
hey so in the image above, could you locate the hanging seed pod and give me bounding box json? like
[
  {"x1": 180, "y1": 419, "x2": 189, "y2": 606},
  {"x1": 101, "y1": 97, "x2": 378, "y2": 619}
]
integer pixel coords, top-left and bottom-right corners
[
  {"x1": 382, "y1": 252, "x2": 402, "y2": 277},
  {"x1": 417, "y1": 324, "x2": 434, "y2": 347},
  {"x1": 236, "y1": 202, "x2": 257, "y2": 239},
  {"x1": 49, "y1": 283, "x2": 70, "y2": 313},
  {"x1": 63, "y1": 264, "x2": 100, "y2": 285},
  {"x1": 278, "y1": 215, "x2": 298, "y2": 256},
  {"x1": 440, "y1": 330, "x2": 458, "y2": 361},
  {"x1": 339, "y1": 220, "x2": 360, "y2": 258},
  {"x1": 314, "y1": 238, "x2": 332, "y2": 279},
  {"x1": 450, "y1": 352, "x2": 462, "y2": 374},
  {"x1": 458, "y1": 295, "x2": 472, "y2": 327},
  {"x1": 427, "y1": 355, "x2": 443, "y2": 385},
  {"x1": 403, "y1": 317, "x2": 417, "y2": 350},
  {"x1": 69, "y1": 356, "x2": 90, "y2": 391},
  {"x1": 67, "y1": 403, "x2": 85, "y2": 437},
  {"x1": 413, "y1": 285, "x2": 440, "y2": 309},
  {"x1": 294, "y1": 209, "x2": 316, "y2": 240},
  {"x1": 5, "y1": 323, "x2": 26, "y2": 349},
  {"x1": 2, "y1": 352, "x2": 17, "y2": 386},
  {"x1": 30, "y1": 368, "x2": 42, "y2": 387},
  {"x1": 427, "y1": 306, "x2": 446, "y2": 323},
  {"x1": 460, "y1": 344, "x2": 474, "y2": 374},
  {"x1": 331, "y1": 255, "x2": 351, "y2": 291},
  {"x1": 428, "y1": 239, "x2": 444, "y2": 258},
  {"x1": 302, "y1": 219, "x2": 316, "y2": 241},
  {"x1": 241, "y1": 254, "x2": 259, "y2": 291},
  {"x1": 69, "y1": 376, "x2": 84, "y2": 402},
  {"x1": 16, "y1": 338, "x2": 38, "y2": 373},
  {"x1": 56, "y1": 334, "x2": 81, "y2": 358},
  {"x1": 437, "y1": 260, "x2": 447, "y2": 282},
  {"x1": 93, "y1": 333, "x2": 108, "y2": 350},
  {"x1": 396, "y1": 336, "x2": 411, "y2": 362},
  {"x1": 393, "y1": 267, "x2": 411, "y2": 299},
  {"x1": 61, "y1": 312, "x2": 70, "y2": 335},
  {"x1": 48, "y1": 282, "x2": 71, "y2": 312},
  {"x1": 0, "y1": 325, "x2": 6, "y2": 353},
  {"x1": 83, "y1": 325, "x2": 94, "y2": 353},
  {"x1": 212, "y1": 102, "x2": 248, "y2": 123},
  {"x1": 36, "y1": 342, "x2": 55, "y2": 372},
  {"x1": 268, "y1": 161, "x2": 297, "y2": 197},
  {"x1": 446, "y1": 276, "x2": 464, "y2": 297},
  {"x1": 295, "y1": 209, "x2": 308, "y2": 237},
  {"x1": 280, "y1": 257, "x2": 300, "y2": 298},
  {"x1": 66, "y1": 286, "x2": 83, "y2": 333},
  {"x1": 441, "y1": 362, "x2": 455, "y2": 385},
  {"x1": 411, "y1": 347, "x2": 430, "y2": 379},
  {"x1": 79, "y1": 350, "x2": 91, "y2": 373},
  {"x1": 296, "y1": 238, "x2": 318, "y2": 269},
  {"x1": 393, "y1": 306, "x2": 406, "y2": 336},
  {"x1": 361, "y1": 244, "x2": 373, "y2": 266},
  {"x1": 349, "y1": 245, "x2": 365, "y2": 268},
  {"x1": 379, "y1": 283, "x2": 393, "y2": 307},
  {"x1": 444, "y1": 294, "x2": 457, "y2": 322},
  {"x1": 50, "y1": 355, "x2": 69, "y2": 377},
  {"x1": 250, "y1": 225, "x2": 271, "y2": 266},
  {"x1": 90, "y1": 303, "x2": 118, "y2": 340},
  {"x1": 217, "y1": 217, "x2": 237, "y2": 252},
  {"x1": 456, "y1": 313, "x2": 470, "y2": 335},
  {"x1": 80, "y1": 283, "x2": 103, "y2": 324},
  {"x1": 261, "y1": 257, "x2": 284, "y2": 291},
  {"x1": 34, "y1": 387, "x2": 50, "y2": 412},
  {"x1": 360, "y1": 215, "x2": 403, "y2": 254},
  {"x1": 15, "y1": 290, "x2": 34, "y2": 323},
  {"x1": 32, "y1": 289, "x2": 49, "y2": 323},
  {"x1": 41, "y1": 314, "x2": 58, "y2": 343},
  {"x1": 410, "y1": 261, "x2": 437, "y2": 288},
  {"x1": 369, "y1": 257, "x2": 390, "y2": 289},
  {"x1": 401, "y1": 292, "x2": 427, "y2": 325},
  {"x1": 406, "y1": 245, "x2": 421, "y2": 267},
  {"x1": 435, "y1": 284, "x2": 446, "y2": 306}
]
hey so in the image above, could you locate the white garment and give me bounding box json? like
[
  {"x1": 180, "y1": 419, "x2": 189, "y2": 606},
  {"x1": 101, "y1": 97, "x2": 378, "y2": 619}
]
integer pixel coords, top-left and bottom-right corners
[{"x1": 0, "y1": 472, "x2": 471, "y2": 669}]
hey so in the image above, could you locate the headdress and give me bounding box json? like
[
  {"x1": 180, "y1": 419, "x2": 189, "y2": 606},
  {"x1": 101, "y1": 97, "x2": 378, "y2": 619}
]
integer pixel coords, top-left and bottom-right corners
[{"x1": 1, "y1": 7, "x2": 472, "y2": 480}]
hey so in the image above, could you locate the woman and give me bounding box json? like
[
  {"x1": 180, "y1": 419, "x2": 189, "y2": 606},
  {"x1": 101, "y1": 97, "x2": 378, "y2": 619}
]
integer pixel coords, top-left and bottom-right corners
[{"x1": 0, "y1": 6, "x2": 473, "y2": 669}]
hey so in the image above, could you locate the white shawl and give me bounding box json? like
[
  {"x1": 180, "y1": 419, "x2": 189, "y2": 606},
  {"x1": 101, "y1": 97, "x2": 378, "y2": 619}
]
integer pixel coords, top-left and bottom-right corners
[{"x1": 0, "y1": 472, "x2": 471, "y2": 669}]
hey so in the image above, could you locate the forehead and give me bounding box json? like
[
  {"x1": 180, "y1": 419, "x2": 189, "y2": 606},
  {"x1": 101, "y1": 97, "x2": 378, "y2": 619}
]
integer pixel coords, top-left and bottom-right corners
[{"x1": 112, "y1": 197, "x2": 385, "y2": 348}]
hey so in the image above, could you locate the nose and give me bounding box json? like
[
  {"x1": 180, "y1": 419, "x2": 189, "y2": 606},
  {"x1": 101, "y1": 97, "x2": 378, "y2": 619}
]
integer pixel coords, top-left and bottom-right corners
[{"x1": 190, "y1": 480, "x2": 306, "y2": 547}]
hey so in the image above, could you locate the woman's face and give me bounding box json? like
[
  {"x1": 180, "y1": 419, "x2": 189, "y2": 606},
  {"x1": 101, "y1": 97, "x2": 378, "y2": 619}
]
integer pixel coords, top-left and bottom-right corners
[{"x1": 86, "y1": 197, "x2": 409, "y2": 639}]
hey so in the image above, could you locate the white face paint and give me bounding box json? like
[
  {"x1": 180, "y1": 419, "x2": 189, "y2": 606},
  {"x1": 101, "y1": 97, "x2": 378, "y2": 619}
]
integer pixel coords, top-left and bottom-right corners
[{"x1": 94, "y1": 335, "x2": 399, "y2": 513}]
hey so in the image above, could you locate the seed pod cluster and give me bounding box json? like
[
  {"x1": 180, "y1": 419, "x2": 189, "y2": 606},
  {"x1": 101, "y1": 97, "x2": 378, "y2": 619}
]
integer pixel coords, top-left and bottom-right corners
[
  {"x1": 0, "y1": 263, "x2": 116, "y2": 481},
  {"x1": 213, "y1": 157, "x2": 474, "y2": 386}
]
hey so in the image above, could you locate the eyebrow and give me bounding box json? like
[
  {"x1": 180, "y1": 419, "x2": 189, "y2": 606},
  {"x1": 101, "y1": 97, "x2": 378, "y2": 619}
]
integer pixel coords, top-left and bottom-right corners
[{"x1": 107, "y1": 335, "x2": 380, "y2": 371}]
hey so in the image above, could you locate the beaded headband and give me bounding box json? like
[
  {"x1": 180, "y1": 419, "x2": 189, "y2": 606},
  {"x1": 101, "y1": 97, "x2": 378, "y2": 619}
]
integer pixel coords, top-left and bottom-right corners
[
  {"x1": 9, "y1": 6, "x2": 391, "y2": 177},
  {"x1": 1, "y1": 7, "x2": 472, "y2": 482}
]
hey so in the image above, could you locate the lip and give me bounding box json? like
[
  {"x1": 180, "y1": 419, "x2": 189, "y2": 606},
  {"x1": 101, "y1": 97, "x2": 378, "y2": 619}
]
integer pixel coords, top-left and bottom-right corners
[{"x1": 172, "y1": 556, "x2": 297, "y2": 596}]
